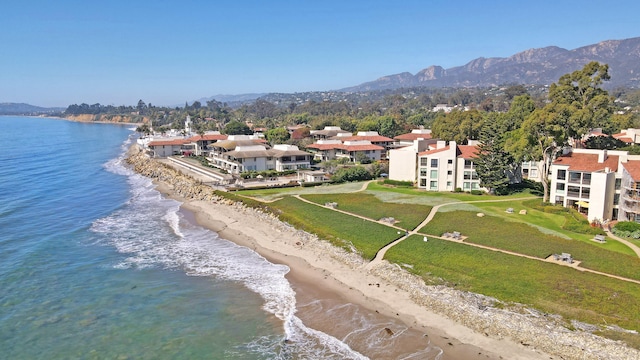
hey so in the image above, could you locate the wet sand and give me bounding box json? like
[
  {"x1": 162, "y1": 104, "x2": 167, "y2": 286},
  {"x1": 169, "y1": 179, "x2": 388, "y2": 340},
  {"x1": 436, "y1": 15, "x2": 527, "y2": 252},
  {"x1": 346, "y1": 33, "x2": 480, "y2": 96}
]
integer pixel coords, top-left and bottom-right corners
[{"x1": 158, "y1": 182, "x2": 550, "y2": 360}]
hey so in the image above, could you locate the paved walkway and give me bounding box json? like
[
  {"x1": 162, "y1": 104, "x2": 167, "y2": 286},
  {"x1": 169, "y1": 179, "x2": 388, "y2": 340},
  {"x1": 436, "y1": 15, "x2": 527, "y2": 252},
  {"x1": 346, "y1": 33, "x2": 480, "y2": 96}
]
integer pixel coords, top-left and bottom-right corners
[
  {"x1": 604, "y1": 229, "x2": 640, "y2": 258},
  {"x1": 366, "y1": 197, "x2": 539, "y2": 269}
]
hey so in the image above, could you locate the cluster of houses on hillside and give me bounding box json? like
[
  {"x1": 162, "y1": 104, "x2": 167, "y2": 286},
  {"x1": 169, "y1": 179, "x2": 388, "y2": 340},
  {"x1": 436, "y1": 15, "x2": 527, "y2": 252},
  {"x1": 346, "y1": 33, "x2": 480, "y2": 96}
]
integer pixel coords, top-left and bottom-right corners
[{"x1": 138, "y1": 115, "x2": 640, "y2": 224}]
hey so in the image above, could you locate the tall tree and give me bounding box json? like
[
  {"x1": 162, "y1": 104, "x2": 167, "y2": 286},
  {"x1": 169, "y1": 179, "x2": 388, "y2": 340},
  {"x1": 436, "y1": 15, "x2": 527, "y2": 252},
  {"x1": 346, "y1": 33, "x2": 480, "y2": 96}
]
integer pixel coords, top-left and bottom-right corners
[
  {"x1": 431, "y1": 109, "x2": 484, "y2": 144},
  {"x1": 474, "y1": 114, "x2": 512, "y2": 194},
  {"x1": 548, "y1": 61, "x2": 613, "y2": 142},
  {"x1": 265, "y1": 127, "x2": 290, "y2": 145},
  {"x1": 506, "y1": 62, "x2": 613, "y2": 202},
  {"x1": 223, "y1": 120, "x2": 252, "y2": 135}
]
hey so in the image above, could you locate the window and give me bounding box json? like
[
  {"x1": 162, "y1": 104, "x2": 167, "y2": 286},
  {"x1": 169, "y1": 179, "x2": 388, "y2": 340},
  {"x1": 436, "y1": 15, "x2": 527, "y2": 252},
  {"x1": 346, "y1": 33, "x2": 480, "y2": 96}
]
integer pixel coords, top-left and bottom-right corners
[
  {"x1": 447, "y1": 170, "x2": 452, "y2": 176},
  {"x1": 431, "y1": 159, "x2": 438, "y2": 168},
  {"x1": 567, "y1": 185, "x2": 580, "y2": 197},
  {"x1": 471, "y1": 182, "x2": 480, "y2": 190},
  {"x1": 614, "y1": 194, "x2": 620, "y2": 205},
  {"x1": 581, "y1": 187, "x2": 590, "y2": 199},
  {"x1": 569, "y1": 172, "x2": 581, "y2": 183},
  {"x1": 420, "y1": 179, "x2": 426, "y2": 187},
  {"x1": 555, "y1": 196, "x2": 564, "y2": 204},
  {"x1": 420, "y1": 169, "x2": 427, "y2": 177},
  {"x1": 582, "y1": 173, "x2": 591, "y2": 185},
  {"x1": 430, "y1": 170, "x2": 438, "y2": 178},
  {"x1": 557, "y1": 169, "x2": 566, "y2": 180},
  {"x1": 463, "y1": 182, "x2": 470, "y2": 190},
  {"x1": 615, "y1": 178, "x2": 622, "y2": 190},
  {"x1": 447, "y1": 159, "x2": 453, "y2": 164},
  {"x1": 464, "y1": 171, "x2": 478, "y2": 180},
  {"x1": 556, "y1": 183, "x2": 565, "y2": 191},
  {"x1": 530, "y1": 168, "x2": 538, "y2": 178},
  {"x1": 464, "y1": 159, "x2": 473, "y2": 168},
  {"x1": 446, "y1": 181, "x2": 452, "y2": 188},
  {"x1": 430, "y1": 181, "x2": 438, "y2": 190},
  {"x1": 420, "y1": 158, "x2": 428, "y2": 166}
]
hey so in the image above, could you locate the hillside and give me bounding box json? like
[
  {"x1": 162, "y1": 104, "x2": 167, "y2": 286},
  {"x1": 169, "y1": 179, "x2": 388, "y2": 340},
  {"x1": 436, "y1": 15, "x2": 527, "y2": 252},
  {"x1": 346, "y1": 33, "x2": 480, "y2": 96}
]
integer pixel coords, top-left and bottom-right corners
[
  {"x1": 0, "y1": 103, "x2": 64, "y2": 115},
  {"x1": 341, "y1": 37, "x2": 640, "y2": 92}
]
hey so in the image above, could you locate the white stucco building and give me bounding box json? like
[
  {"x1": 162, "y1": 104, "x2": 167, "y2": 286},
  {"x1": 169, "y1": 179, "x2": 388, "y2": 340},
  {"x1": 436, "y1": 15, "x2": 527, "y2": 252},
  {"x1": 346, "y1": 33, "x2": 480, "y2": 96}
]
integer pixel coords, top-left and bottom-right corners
[
  {"x1": 416, "y1": 141, "x2": 481, "y2": 192},
  {"x1": 549, "y1": 148, "x2": 640, "y2": 223},
  {"x1": 388, "y1": 139, "x2": 439, "y2": 182}
]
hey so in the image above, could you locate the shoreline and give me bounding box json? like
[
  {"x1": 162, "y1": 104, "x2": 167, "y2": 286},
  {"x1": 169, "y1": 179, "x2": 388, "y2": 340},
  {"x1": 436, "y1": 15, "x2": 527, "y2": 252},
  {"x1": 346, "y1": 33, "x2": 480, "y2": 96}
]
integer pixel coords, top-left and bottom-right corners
[
  {"x1": 126, "y1": 146, "x2": 638, "y2": 360},
  {"x1": 154, "y1": 180, "x2": 548, "y2": 360}
]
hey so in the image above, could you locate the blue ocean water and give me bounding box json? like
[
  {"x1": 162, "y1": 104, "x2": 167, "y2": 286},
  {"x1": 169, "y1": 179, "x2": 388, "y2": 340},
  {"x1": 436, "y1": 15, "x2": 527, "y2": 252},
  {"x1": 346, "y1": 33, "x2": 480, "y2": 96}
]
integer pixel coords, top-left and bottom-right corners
[{"x1": 0, "y1": 116, "x2": 440, "y2": 359}]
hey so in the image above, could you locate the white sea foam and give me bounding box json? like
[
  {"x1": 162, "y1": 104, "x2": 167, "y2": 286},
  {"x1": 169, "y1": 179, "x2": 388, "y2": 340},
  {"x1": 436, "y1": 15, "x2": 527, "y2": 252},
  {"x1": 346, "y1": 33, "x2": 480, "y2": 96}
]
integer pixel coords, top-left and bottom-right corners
[{"x1": 91, "y1": 141, "x2": 371, "y2": 359}]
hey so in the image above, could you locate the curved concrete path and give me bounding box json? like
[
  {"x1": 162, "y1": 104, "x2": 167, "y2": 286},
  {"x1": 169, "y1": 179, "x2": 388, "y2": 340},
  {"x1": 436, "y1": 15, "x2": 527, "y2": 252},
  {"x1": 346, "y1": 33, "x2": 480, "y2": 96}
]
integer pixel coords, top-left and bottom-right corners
[
  {"x1": 367, "y1": 197, "x2": 538, "y2": 269},
  {"x1": 291, "y1": 190, "x2": 640, "y2": 285},
  {"x1": 604, "y1": 229, "x2": 640, "y2": 258},
  {"x1": 232, "y1": 177, "x2": 640, "y2": 284}
]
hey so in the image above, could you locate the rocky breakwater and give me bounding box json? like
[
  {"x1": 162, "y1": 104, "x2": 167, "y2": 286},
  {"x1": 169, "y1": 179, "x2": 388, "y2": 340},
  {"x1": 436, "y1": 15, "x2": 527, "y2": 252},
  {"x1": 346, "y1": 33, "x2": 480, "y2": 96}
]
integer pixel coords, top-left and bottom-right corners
[{"x1": 126, "y1": 145, "x2": 222, "y2": 202}]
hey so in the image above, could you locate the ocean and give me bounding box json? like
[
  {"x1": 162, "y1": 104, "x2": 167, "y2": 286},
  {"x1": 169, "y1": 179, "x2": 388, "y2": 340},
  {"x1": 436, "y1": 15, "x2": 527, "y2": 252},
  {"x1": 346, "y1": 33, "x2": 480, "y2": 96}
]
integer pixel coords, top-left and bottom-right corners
[{"x1": 0, "y1": 116, "x2": 441, "y2": 359}]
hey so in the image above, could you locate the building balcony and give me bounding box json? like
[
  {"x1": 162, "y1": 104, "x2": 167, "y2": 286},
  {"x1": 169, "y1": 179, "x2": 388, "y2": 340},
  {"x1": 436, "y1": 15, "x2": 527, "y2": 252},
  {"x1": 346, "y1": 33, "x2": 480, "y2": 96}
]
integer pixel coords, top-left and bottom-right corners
[{"x1": 566, "y1": 191, "x2": 580, "y2": 198}]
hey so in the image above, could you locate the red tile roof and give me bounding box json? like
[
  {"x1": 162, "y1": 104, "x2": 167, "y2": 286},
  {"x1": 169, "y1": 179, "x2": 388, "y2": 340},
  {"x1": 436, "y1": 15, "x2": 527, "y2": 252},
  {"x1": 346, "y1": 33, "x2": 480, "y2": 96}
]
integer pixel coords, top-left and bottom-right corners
[
  {"x1": 623, "y1": 160, "x2": 640, "y2": 181},
  {"x1": 457, "y1": 145, "x2": 479, "y2": 159},
  {"x1": 552, "y1": 153, "x2": 619, "y2": 172},
  {"x1": 187, "y1": 134, "x2": 228, "y2": 141},
  {"x1": 394, "y1": 132, "x2": 433, "y2": 141},
  {"x1": 307, "y1": 143, "x2": 340, "y2": 150},
  {"x1": 417, "y1": 144, "x2": 478, "y2": 158},
  {"x1": 148, "y1": 139, "x2": 192, "y2": 146},
  {"x1": 337, "y1": 144, "x2": 384, "y2": 151},
  {"x1": 418, "y1": 146, "x2": 450, "y2": 156},
  {"x1": 331, "y1": 135, "x2": 394, "y2": 142}
]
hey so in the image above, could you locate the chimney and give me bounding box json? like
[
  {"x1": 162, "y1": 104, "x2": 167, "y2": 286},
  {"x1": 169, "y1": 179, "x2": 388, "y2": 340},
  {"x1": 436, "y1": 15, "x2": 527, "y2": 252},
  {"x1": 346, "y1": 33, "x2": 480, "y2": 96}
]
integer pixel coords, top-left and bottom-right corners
[
  {"x1": 437, "y1": 140, "x2": 446, "y2": 149},
  {"x1": 598, "y1": 150, "x2": 607, "y2": 163}
]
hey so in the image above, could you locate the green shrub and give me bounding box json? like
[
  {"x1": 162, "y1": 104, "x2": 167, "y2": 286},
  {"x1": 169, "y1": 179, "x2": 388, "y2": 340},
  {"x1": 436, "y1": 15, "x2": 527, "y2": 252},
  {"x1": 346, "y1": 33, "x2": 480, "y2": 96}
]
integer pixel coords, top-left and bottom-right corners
[
  {"x1": 332, "y1": 166, "x2": 373, "y2": 183},
  {"x1": 614, "y1": 221, "x2": 640, "y2": 232},
  {"x1": 382, "y1": 179, "x2": 414, "y2": 187},
  {"x1": 470, "y1": 190, "x2": 484, "y2": 195}
]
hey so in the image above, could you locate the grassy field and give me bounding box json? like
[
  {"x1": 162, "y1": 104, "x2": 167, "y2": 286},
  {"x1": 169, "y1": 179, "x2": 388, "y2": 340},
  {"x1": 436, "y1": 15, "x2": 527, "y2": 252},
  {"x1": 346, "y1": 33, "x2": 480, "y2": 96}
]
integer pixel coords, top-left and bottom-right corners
[
  {"x1": 300, "y1": 192, "x2": 432, "y2": 230},
  {"x1": 232, "y1": 181, "x2": 640, "y2": 346},
  {"x1": 419, "y1": 211, "x2": 640, "y2": 280},
  {"x1": 269, "y1": 196, "x2": 400, "y2": 260},
  {"x1": 384, "y1": 235, "x2": 640, "y2": 331}
]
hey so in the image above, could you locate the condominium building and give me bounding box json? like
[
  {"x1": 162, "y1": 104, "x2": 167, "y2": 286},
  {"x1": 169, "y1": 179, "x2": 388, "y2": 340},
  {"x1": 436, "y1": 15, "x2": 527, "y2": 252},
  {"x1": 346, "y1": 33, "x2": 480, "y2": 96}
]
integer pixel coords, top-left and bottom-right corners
[
  {"x1": 549, "y1": 148, "x2": 640, "y2": 223},
  {"x1": 415, "y1": 141, "x2": 481, "y2": 192}
]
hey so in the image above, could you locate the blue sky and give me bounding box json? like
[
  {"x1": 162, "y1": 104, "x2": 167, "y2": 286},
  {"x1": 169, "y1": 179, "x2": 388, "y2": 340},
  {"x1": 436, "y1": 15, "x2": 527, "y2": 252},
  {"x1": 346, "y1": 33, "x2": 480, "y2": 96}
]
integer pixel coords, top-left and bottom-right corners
[{"x1": 1, "y1": 0, "x2": 639, "y2": 107}]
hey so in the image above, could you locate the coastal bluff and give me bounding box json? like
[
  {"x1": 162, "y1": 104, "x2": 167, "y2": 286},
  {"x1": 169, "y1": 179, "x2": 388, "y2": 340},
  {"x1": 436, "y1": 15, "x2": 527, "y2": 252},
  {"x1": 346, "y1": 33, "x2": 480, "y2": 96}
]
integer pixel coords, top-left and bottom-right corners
[
  {"x1": 65, "y1": 114, "x2": 147, "y2": 123},
  {"x1": 125, "y1": 145, "x2": 639, "y2": 360}
]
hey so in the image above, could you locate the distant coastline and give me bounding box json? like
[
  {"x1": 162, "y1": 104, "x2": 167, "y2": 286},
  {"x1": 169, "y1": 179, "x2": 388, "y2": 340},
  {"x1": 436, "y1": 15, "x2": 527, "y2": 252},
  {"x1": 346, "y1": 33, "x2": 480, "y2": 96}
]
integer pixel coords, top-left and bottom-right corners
[{"x1": 62, "y1": 114, "x2": 146, "y2": 125}]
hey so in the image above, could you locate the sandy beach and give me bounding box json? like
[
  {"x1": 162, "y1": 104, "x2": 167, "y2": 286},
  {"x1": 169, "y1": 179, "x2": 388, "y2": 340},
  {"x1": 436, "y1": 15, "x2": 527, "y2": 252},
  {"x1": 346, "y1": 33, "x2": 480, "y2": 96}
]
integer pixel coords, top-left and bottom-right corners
[{"x1": 152, "y1": 180, "x2": 550, "y2": 360}]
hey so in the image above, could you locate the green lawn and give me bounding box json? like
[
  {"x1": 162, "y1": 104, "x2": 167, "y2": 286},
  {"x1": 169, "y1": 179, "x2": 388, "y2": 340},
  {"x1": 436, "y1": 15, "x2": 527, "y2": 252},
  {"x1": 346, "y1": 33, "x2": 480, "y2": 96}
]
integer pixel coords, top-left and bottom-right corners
[
  {"x1": 300, "y1": 193, "x2": 432, "y2": 230},
  {"x1": 224, "y1": 183, "x2": 640, "y2": 345},
  {"x1": 419, "y1": 211, "x2": 640, "y2": 280},
  {"x1": 384, "y1": 235, "x2": 640, "y2": 331},
  {"x1": 269, "y1": 196, "x2": 400, "y2": 260}
]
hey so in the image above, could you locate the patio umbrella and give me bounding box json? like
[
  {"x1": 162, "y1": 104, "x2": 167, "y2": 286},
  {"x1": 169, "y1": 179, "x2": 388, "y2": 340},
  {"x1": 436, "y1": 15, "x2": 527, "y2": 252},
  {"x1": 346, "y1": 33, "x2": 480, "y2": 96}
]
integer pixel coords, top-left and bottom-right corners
[{"x1": 576, "y1": 201, "x2": 589, "y2": 208}]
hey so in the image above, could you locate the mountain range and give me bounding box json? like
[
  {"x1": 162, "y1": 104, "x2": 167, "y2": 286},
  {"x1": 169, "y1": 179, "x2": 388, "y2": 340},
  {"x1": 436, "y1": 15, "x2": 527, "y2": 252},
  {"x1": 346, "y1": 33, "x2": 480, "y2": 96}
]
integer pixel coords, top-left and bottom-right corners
[
  {"x1": 340, "y1": 37, "x2": 640, "y2": 92},
  {"x1": 0, "y1": 103, "x2": 64, "y2": 115}
]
